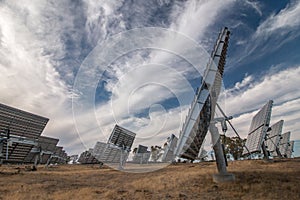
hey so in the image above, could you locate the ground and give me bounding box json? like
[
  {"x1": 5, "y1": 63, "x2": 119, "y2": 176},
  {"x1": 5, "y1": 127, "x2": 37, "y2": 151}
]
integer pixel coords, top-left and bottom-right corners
[{"x1": 0, "y1": 159, "x2": 299, "y2": 200}]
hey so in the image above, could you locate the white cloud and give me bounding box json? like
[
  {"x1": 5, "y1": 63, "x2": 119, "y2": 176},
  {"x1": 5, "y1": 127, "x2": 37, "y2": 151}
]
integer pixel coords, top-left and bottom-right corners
[
  {"x1": 256, "y1": 1, "x2": 300, "y2": 36},
  {"x1": 244, "y1": 0, "x2": 262, "y2": 17},
  {"x1": 0, "y1": 1, "x2": 84, "y2": 153},
  {"x1": 169, "y1": 0, "x2": 235, "y2": 40},
  {"x1": 228, "y1": 1, "x2": 300, "y2": 68}
]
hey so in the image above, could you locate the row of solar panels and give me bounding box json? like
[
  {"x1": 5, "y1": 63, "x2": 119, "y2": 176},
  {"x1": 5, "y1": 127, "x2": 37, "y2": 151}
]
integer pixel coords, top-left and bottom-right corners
[
  {"x1": 78, "y1": 125, "x2": 136, "y2": 164},
  {"x1": 78, "y1": 132, "x2": 178, "y2": 165},
  {"x1": 243, "y1": 100, "x2": 294, "y2": 158},
  {"x1": 0, "y1": 102, "x2": 68, "y2": 165}
]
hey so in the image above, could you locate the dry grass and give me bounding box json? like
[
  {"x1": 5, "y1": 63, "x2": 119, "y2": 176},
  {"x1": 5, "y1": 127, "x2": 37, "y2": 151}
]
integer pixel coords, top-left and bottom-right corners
[{"x1": 0, "y1": 159, "x2": 300, "y2": 200}]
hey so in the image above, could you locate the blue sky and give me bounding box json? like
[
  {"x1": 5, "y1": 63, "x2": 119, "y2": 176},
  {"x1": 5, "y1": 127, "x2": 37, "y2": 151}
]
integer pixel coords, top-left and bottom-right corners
[{"x1": 0, "y1": 0, "x2": 299, "y2": 156}]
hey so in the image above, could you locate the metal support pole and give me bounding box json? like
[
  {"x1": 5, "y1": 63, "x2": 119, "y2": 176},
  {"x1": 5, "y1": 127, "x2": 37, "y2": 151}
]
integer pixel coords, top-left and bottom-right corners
[
  {"x1": 46, "y1": 156, "x2": 52, "y2": 168},
  {"x1": 0, "y1": 140, "x2": 4, "y2": 165},
  {"x1": 261, "y1": 141, "x2": 270, "y2": 160},
  {"x1": 210, "y1": 122, "x2": 235, "y2": 182},
  {"x1": 119, "y1": 149, "x2": 124, "y2": 170},
  {"x1": 6, "y1": 140, "x2": 9, "y2": 160},
  {"x1": 33, "y1": 153, "x2": 39, "y2": 171},
  {"x1": 275, "y1": 147, "x2": 282, "y2": 158}
]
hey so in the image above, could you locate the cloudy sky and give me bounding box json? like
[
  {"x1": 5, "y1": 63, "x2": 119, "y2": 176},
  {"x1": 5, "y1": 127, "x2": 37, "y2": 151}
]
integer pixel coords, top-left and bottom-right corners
[{"x1": 0, "y1": 0, "x2": 299, "y2": 156}]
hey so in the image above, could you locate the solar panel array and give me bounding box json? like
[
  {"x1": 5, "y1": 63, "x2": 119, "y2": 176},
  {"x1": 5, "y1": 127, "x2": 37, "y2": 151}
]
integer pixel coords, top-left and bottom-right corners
[
  {"x1": 91, "y1": 141, "x2": 126, "y2": 163},
  {"x1": 278, "y1": 132, "x2": 291, "y2": 157},
  {"x1": 0, "y1": 103, "x2": 68, "y2": 165},
  {"x1": 265, "y1": 120, "x2": 283, "y2": 154},
  {"x1": 162, "y1": 134, "x2": 178, "y2": 162},
  {"x1": 175, "y1": 27, "x2": 230, "y2": 161},
  {"x1": 0, "y1": 103, "x2": 49, "y2": 163},
  {"x1": 243, "y1": 100, "x2": 273, "y2": 155}
]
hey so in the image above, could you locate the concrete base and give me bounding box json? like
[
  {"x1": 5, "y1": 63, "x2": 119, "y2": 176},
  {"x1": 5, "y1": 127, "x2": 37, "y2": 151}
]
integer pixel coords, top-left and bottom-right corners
[{"x1": 212, "y1": 173, "x2": 235, "y2": 183}]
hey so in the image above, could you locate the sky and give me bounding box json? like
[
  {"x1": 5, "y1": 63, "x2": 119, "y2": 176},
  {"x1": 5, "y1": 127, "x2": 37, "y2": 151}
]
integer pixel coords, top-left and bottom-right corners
[{"x1": 0, "y1": 0, "x2": 299, "y2": 157}]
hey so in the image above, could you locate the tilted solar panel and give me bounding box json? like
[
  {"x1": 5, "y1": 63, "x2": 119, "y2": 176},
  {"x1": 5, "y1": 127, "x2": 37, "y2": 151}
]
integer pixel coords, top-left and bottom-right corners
[
  {"x1": 132, "y1": 145, "x2": 151, "y2": 164},
  {"x1": 175, "y1": 27, "x2": 230, "y2": 161},
  {"x1": 39, "y1": 136, "x2": 59, "y2": 164},
  {"x1": 162, "y1": 134, "x2": 178, "y2": 162},
  {"x1": 91, "y1": 125, "x2": 136, "y2": 164},
  {"x1": 136, "y1": 145, "x2": 148, "y2": 154},
  {"x1": 265, "y1": 120, "x2": 283, "y2": 154},
  {"x1": 0, "y1": 103, "x2": 49, "y2": 163},
  {"x1": 278, "y1": 132, "x2": 291, "y2": 157},
  {"x1": 108, "y1": 125, "x2": 136, "y2": 151},
  {"x1": 243, "y1": 100, "x2": 273, "y2": 155},
  {"x1": 286, "y1": 140, "x2": 294, "y2": 158}
]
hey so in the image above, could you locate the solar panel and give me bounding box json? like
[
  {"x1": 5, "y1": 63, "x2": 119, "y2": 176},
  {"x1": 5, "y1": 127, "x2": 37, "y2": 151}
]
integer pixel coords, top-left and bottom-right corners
[
  {"x1": 132, "y1": 145, "x2": 151, "y2": 164},
  {"x1": 136, "y1": 145, "x2": 148, "y2": 153},
  {"x1": 39, "y1": 136, "x2": 59, "y2": 164},
  {"x1": 78, "y1": 149, "x2": 99, "y2": 164},
  {"x1": 265, "y1": 120, "x2": 283, "y2": 155},
  {"x1": 92, "y1": 141, "x2": 107, "y2": 159},
  {"x1": 162, "y1": 134, "x2": 178, "y2": 162},
  {"x1": 47, "y1": 146, "x2": 65, "y2": 164},
  {"x1": 175, "y1": 27, "x2": 230, "y2": 161},
  {"x1": 101, "y1": 146, "x2": 124, "y2": 163},
  {"x1": 286, "y1": 140, "x2": 294, "y2": 158},
  {"x1": 0, "y1": 102, "x2": 49, "y2": 163},
  {"x1": 243, "y1": 100, "x2": 273, "y2": 155},
  {"x1": 91, "y1": 125, "x2": 136, "y2": 166},
  {"x1": 108, "y1": 125, "x2": 136, "y2": 151},
  {"x1": 278, "y1": 132, "x2": 291, "y2": 157}
]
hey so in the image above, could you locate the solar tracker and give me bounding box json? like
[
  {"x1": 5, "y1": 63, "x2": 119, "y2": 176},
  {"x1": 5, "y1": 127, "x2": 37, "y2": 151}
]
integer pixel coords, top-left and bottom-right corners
[
  {"x1": 92, "y1": 141, "x2": 107, "y2": 160},
  {"x1": 175, "y1": 27, "x2": 230, "y2": 161},
  {"x1": 265, "y1": 120, "x2": 283, "y2": 156},
  {"x1": 278, "y1": 132, "x2": 291, "y2": 157},
  {"x1": 0, "y1": 102, "x2": 49, "y2": 163},
  {"x1": 90, "y1": 125, "x2": 136, "y2": 167},
  {"x1": 107, "y1": 125, "x2": 136, "y2": 151},
  {"x1": 286, "y1": 140, "x2": 294, "y2": 158},
  {"x1": 162, "y1": 134, "x2": 178, "y2": 162},
  {"x1": 243, "y1": 100, "x2": 273, "y2": 155},
  {"x1": 78, "y1": 149, "x2": 99, "y2": 164},
  {"x1": 132, "y1": 145, "x2": 151, "y2": 164}
]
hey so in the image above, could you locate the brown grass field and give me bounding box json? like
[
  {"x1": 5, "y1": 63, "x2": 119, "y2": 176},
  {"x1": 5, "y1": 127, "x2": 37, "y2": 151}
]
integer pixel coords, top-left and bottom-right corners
[{"x1": 0, "y1": 159, "x2": 300, "y2": 200}]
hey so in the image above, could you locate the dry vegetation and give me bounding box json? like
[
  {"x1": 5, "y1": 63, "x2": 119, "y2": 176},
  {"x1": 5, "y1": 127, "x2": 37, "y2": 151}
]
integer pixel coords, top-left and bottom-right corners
[{"x1": 0, "y1": 159, "x2": 300, "y2": 200}]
